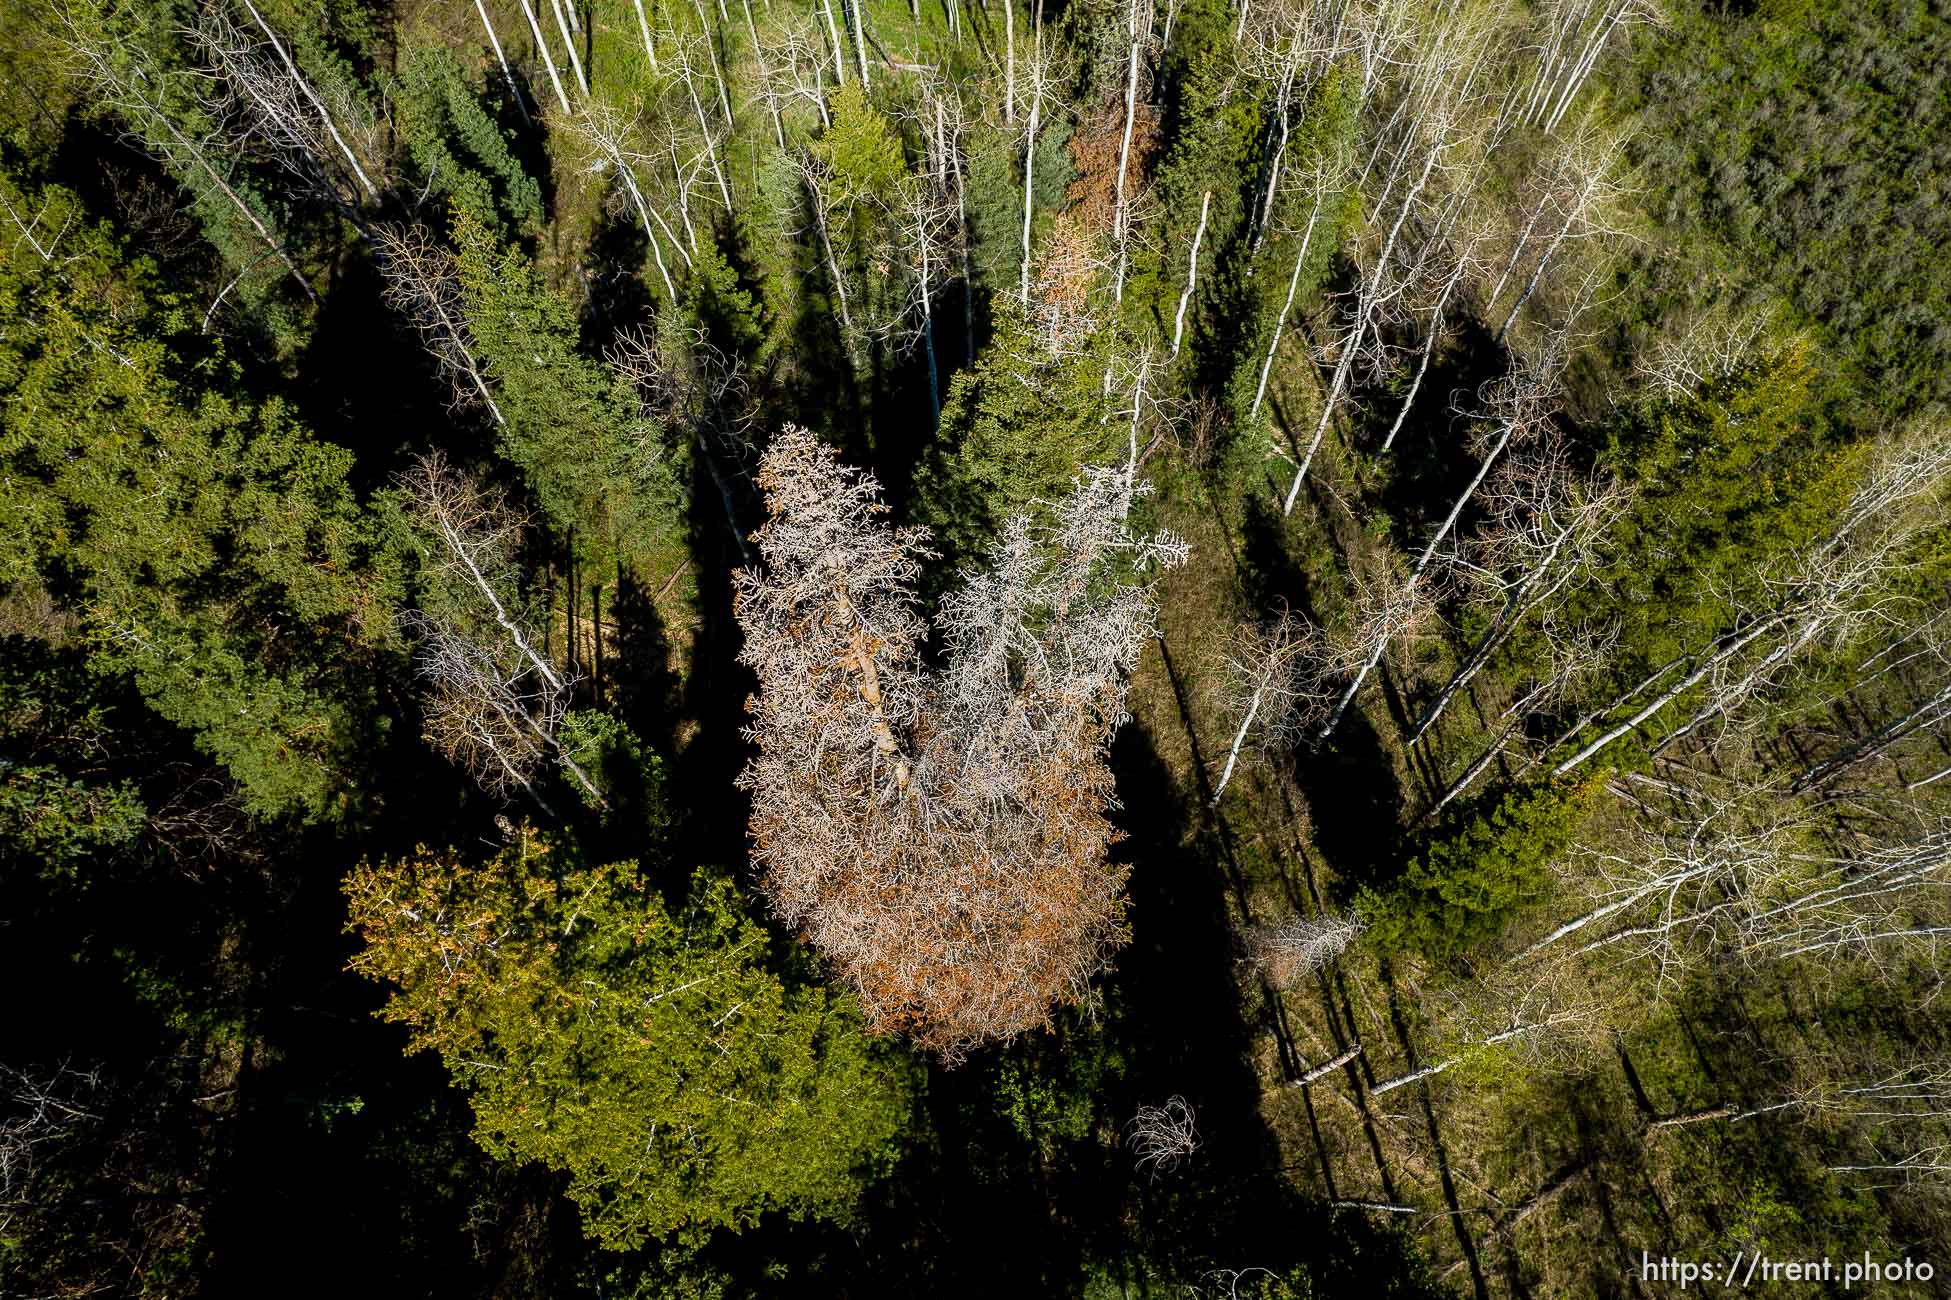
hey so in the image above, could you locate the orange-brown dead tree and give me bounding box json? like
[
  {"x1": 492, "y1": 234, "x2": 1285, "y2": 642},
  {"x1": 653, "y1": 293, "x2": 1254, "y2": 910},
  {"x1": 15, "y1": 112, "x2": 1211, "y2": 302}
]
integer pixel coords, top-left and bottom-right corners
[{"x1": 735, "y1": 427, "x2": 1185, "y2": 1058}]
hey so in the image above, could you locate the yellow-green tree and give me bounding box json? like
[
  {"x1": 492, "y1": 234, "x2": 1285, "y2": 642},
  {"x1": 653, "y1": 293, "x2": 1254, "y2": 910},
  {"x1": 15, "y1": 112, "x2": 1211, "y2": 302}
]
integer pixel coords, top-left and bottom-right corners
[{"x1": 344, "y1": 828, "x2": 912, "y2": 1248}]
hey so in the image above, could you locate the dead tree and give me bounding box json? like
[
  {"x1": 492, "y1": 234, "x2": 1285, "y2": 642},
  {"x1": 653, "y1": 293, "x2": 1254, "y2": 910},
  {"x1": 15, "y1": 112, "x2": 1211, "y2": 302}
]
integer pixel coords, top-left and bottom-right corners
[
  {"x1": 514, "y1": 0, "x2": 574, "y2": 113},
  {"x1": 566, "y1": 103, "x2": 687, "y2": 301},
  {"x1": 884, "y1": 170, "x2": 960, "y2": 432},
  {"x1": 1525, "y1": 0, "x2": 1658, "y2": 134},
  {"x1": 1408, "y1": 438, "x2": 1628, "y2": 745},
  {"x1": 399, "y1": 454, "x2": 602, "y2": 808},
  {"x1": 1247, "y1": 910, "x2": 1366, "y2": 988},
  {"x1": 1552, "y1": 434, "x2": 1951, "y2": 776},
  {"x1": 735, "y1": 429, "x2": 1186, "y2": 1057},
  {"x1": 609, "y1": 325, "x2": 760, "y2": 568},
  {"x1": 547, "y1": 0, "x2": 590, "y2": 98},
  {"x1": 1493, "y1": 125, "x2": 1632, "y2": 342},
  {"x1": 673, "y1": 35, "x2": 734, "y2": 211},
  {"x1": 1170, "y1": 190, "x2": 1212, "y2": 357},
  {"x1": 473, "y1": 0, "x2": 531, "y2": 124},
  {"x1": 1017, "y1": 36, "x2": 1049, "y2": 304},
  {"x1": 372, "y1": 224, "x2": 504, "y2": 426},
  {"x1": 187, "y1": 4, "x2": 387, "y2": 216},
  {"x1": 1, "y1": 1061, "x2": 103, "y2": 1242},
  {"x1": 1634, "y1": 300, "x2": 1774, "y2": 401},
  {"x1": 1318, "y1": 340, "x2": 1568, "y2": 740},
  {"x1": 1249, "y1": 141, "x2": 1350, "y2": 419},
  {"x1": 1127, "y1": 1096, "x2": 1200, "y2": 1177},
  {"x1": 54, "y1": 8, "x2": 313, "y2": 297},
  {"x1": 235, "y1": 0, "x2": 379, "y2": 200},
  {"x1": 631, "y1": 0, "x2": 661, "y2": 72},
  {"x1": 1210, "y1": 608, "x2": 1329, "y2": 802},
  {"x1": 1109, "y1": 0, "x2": 1156, "y2": 301},
  {"x1": 1277, "y1": 9, "x2": 1510, "y2": 512},
  {"x1": 1238, "y1": 0, "x2": 1345, "y2": 256},
  {"x1": 1368, "y1": 987, "x2": 1601, "y2": 1095}
]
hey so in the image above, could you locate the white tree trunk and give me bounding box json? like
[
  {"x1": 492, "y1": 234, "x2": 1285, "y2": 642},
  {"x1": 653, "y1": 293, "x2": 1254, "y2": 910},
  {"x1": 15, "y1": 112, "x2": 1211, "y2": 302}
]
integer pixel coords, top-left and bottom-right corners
[
  {"x1": 1111, "y1": 35, "x2": 1140, "y2": 302},
  {"x1": 239, "y1": 0, "x2": 380, "y2": 200},
  {"x1": 475, "y1": 0, "x2": 532, "y2": 124},
  {"x1": 1249, "y1": 185, "x2": 1324, "y2": 420},
  {"x1": 549, "y1": 0, "x2": 590, "y2": 97},
  {"x1": 1170, "y1": 189, "x2": 1212, "y2": 355},
  {"x1": 516, "y1": 0, "x2": 574, "y2": 113},
  {"x1": 1018, "y1": 66, "x2": 1041, "y2": 302}
]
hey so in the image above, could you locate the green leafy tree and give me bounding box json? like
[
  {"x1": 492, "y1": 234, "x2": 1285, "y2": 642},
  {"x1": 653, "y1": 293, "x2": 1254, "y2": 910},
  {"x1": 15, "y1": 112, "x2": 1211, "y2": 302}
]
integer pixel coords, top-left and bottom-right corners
[
  {"x1": 0, "y1": 176, "x2": 402, "y2": 818},
  {"x1": 344, "y1": 828, "x2": 912, "y2": 1248}
]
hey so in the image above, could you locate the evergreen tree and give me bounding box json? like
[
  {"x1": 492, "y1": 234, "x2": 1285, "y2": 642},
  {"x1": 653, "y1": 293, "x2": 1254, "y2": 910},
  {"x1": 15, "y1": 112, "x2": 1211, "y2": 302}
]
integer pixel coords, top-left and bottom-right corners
[
  {"x1": 0, "y1": 175, "x2": 403, "y2": 819},
  {"x1": 451, "y1": 210, "x2": 690, "y2": 584}
]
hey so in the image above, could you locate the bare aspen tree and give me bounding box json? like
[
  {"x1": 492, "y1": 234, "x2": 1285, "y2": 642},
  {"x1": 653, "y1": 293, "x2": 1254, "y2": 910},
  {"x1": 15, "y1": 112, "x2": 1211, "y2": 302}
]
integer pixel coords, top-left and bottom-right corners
[
  {"x1": 761, "y1": 13, "x2": 835, "y2": 129},
  {"x1": 398, "y1": 454, "x2": 603, "y2": 808},
  {"x1": 1004, "y1": 0, "x2": 1016, "y2": 122},
  {"x1": 1552, "y1": 434, "x2": 1951, "y2": 776},
  {"x1": 846, "y1": 0, "x2": 872, "y2": 88},
  {"x1": 1408, "y1": 439, "x2": 1628, "y2": 744},
  {"x1": 684, "y1": 0, "x2": 736, "y2": 124},
  {"x1": 567, "y1": 104, "x2": 686, "y2": 300},
  {"x1": 674, "y1": 37, "x2": 735, "y2": 210},
  {"x1": 54, "y1": 7, "x2": 313, "y2": 297},
  {"x1": 1750, "y1": 825, "x2": 1951, "y2": 967},
  {"x1": 926, "y1": 87, "x2": 978, "y2": 364},
  {"x1": 1375, "y1": 128, "x2": 1519, "y2": 452},
  {"x1": 1, "y1": 1061, "x2": 103, "y2": 1241},
  {"x1": 1210, "y1": 608, "x2": 1329, "y2": 802},
  {"x1": 1170, "y1": 190, "x2": 1211, "y2": 356},
  {"x1": 1239, "y1": 0, "x2": 1344, "y2": 256},
  {"x1": 1110, "y1": 0, "x2": 1149, "y2": 302},
  {"x1": 548, "y1": 0, "x2": 591, "y2": 98},
  {"x1": 372, "y1": 224, "x2": 505, "y2": 426},
  {"x1": 1249, "y1": 142, "x2": 1349, "y2": 420},
  {"x1": 473, "y1": 0, "x2": 532, "y2": 124},
  {"x1": 1368, "y1": 987, "x2": 1603, "y2": 1096},
  {"x1": 1521, "y1": 779, "x2": 1951, "y2": 996},
  {"x1": 1277, "y1": 6, "x2": 1513, "y2": 512},
  {"x1": 515, "y1": 0, "x2": 575, "y2": 113},
  {"x1": 1127, "y1": 1097, "x2": 1200, "y2": 1176},
  {"x1": 1017, "y1": 36, "x2": 1047, "y2": 303},
  {"x1": 1790, "y1": 615, "x2": 1951, "y2": 795},
  {"x1": 1494, "y1": 126, "x2": 1632, "y2": 342},
  {"x1": 662, "y1": 123, "x2": 705, "y2": 254},
  {"x1": 1634, "y1": 301, "x2": 1775, "y2": 400},
  {"x1": 740, "y1": 0, "x2": 786, "y2": 147},
  {"x1": 632, "y1": 0, "x2": 661, "y2": 71},
  {"x1": 234, "y1": 0, "x2": 379, "y2": 201},
  {"x1": 794, "y1": 150, "x2": 860, "y2": 355},
  {"x1": 1526, "y1": 0, "x2": 1658, "y2": 134},
  {"x1": 1247, "y1": 910, "x2": 1366, "y2": 988},
  {"x1": 818, "y1": 0, "x2": 849, "y2": 85},
  {"x1": 610, "y1": 326, "x2": 760, "y2": 567},
  {"x1": 1318, "y1": 341, "x2": 1568, "y2": 740},
  {"x1": 885, "y1": 168, "x2": 960, "y2": 431},
  {"x1": 735, "y1": 429, "x2": 1186, "y2": 1056},
  {"x1": 188, "y1": 6, "x2": 387, "y2": 216}
]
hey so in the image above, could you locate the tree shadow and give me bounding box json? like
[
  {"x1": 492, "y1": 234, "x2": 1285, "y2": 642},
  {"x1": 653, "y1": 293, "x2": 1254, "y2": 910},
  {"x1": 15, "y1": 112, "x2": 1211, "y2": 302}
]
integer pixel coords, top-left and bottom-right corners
[{"x1": 607, "y1": 566, "x2": 681, "y2": 752}]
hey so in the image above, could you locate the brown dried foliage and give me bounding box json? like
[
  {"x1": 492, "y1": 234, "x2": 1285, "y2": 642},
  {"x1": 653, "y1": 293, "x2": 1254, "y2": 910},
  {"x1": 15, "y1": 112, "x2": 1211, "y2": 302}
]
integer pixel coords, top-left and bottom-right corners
[
  {"x1": 735, "y1": 428, "x2": 1185, "y2": 1058},
  {"x1": 1065, "y1": 101, "x2": 1158, "y2": 233}
]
